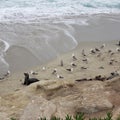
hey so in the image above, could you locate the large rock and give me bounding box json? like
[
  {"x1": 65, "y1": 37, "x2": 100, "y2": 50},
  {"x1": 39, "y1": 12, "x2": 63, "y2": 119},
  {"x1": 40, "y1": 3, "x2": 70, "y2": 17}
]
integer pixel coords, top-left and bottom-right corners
[{"x1": 20, "y1": 80, "x2": 113, "y2": 119}]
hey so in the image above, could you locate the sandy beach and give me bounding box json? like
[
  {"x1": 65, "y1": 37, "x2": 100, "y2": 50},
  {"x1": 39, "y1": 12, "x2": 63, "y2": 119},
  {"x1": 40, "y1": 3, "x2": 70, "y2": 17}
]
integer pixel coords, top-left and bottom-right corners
[
  {"x1": 0, "y1": 13, "x2": 120, "y2": 120},
  {"x1": 0, "y1": 39, "x2": 120, "y2": 119}
]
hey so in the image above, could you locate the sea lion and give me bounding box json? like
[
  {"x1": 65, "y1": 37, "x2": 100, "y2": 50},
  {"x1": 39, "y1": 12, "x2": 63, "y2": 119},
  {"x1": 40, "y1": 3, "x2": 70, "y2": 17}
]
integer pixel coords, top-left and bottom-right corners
[{"x1": 23, "y1": 73, "x2": 39, "y2": 85}]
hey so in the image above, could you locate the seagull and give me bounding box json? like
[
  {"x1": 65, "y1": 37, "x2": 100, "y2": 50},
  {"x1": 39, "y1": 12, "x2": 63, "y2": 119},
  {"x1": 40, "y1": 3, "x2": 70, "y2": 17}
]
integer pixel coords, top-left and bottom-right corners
[
  {"x1": 71, "y1": 62, "x2": 77, "y2": 67},
  {"x1": 90, "y1": 49, "x2": 96, "y2": 54},
  {"x1": 116, "y1": 48, "x2": 120, "y2": 52},
  {"x1": 66, "y1": 68, "x2": 73, "y2": 72},
  {"x1": 82, "y1": 58, "x2": 88, "y2": 62},
  {"x1": 60, "y1": 60, "x2": 64, "y2": 66},
  {"x1": 30, "y1": 70, "x2": 38, "y2": 75},
  {"x1": 52, "y1": 68, "x2": 57, "y2": 74},
  {"x1": 95, "y1": 48, "x2": 100, "y2": 52},
  {"x1": 72, "y1": 53, "x2": 77, "y2": 60},
  {"x1": 57, "y1": 74, "x2": 64, "y2": 79},
  {"x1": 81, "y1": 67, "x2": 87, "y2": 69},
  {"x1": 42, "y1": 66, "x2": 46, "y2": 71},
  {"x1": 4, "y1": 70, "x2": 10, "y2": 77},
  {"x1": 100, "y1": 44, "x2": 105, "y2": 49},
  {"x1": 82, "y1": 49, "x2": 86, "y2": 56},
  {"x1": 116, "y1": 41, "x2": 120, "y2": 46}
]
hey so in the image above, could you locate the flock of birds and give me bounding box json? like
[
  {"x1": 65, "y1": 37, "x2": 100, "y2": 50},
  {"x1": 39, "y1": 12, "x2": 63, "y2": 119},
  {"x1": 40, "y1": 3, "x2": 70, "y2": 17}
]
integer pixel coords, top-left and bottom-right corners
[{"x1": 22, "y1": 41, "x2": 120, "y2": 86}]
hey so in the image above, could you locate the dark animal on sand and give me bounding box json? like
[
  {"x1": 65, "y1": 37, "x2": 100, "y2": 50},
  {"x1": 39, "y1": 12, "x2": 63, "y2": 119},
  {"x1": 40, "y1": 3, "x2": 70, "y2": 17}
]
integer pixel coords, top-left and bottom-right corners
[{"x1": 23, "y1": 73, "x2": 39, "y2": 85}]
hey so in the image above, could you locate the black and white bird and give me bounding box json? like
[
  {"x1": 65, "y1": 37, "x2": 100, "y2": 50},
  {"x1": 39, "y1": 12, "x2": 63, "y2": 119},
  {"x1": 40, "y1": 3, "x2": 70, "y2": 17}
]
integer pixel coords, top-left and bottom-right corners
[
  {"x1": 81, "y1": 67, "x2": 87, "y2": 69},
  {"x1": 82, "y1": 49, "x2": 86, "y2": 57},
  {"x1": 90, "y1": 49, "x2": 96, "y2": 54},
  {"x1": 52, "y1": 68, "x2": 57, "y2": 74},
  {"x1": 116, "y1": 48, "x2": 120, "y2": 52},
  {"x1": 95, "y1": 48, "x2": 100, "y2": 52},
  {"x1": 72, "y1": 53, "x2": 77, "y2": 60},
  {"x1": 71, "y1": 62, "x2": 77, "y2": 67},
  {"x1": 66, "y1": 68, "x2": 73, "y2": 72},
  {"x1": 57, "y1": 74, "x2": 64, "y2": 79},
  {"x1": 30, "y1": 70, "x2": 38, "y2": 75}
]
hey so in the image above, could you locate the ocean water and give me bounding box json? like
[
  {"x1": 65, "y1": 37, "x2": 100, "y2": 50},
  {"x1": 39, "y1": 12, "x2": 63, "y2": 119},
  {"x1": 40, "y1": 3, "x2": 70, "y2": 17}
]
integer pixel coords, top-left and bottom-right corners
[
  {"x1": 0, "y1": 0, "x2": 120, "y2": 22},
  {"x1": 0, "y1": 0, "x2": 120, "y2": 76}
]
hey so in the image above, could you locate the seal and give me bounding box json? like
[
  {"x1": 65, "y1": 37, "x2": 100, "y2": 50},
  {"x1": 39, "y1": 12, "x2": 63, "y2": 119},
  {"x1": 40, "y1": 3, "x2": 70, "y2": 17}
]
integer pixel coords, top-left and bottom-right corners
[{"x1": 23, "y1": 73, "x2": 39, "y2": 85}]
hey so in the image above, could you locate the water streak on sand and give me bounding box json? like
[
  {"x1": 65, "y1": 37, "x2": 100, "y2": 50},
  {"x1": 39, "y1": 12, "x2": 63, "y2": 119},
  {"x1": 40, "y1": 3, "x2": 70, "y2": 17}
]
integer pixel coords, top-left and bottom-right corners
[{"x1": 0, "y1": 39, "x2": 10, "y2": 77}]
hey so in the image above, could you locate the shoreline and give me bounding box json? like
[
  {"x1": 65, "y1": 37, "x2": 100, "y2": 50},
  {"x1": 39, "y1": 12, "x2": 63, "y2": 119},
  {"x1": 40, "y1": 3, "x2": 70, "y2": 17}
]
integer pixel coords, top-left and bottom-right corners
[
  {"x1": 0, "y1": 13, "x2": 120, "y2": 77},
  {"x1": 0, "y1": 40, "x2": 119, "y2": 96},
  {"x1": 0, "y1": 40, "x2": 120, "y2": 119}
]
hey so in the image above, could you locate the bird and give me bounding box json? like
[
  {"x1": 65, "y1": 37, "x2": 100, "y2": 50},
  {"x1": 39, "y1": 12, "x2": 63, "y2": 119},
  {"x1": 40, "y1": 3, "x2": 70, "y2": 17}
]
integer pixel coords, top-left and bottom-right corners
[
  {"x1": 82, "y1": 58, "x2": 88, "y2": 62},
  {"x1": 60, "y1": 60, "x2": 64, "y2": 66},
  {"x1": 95, "y1": 48, "x2": 100, "y2": 52},
  {"x1": 52, "y1": 68, "x2": 57, "y2": 74},
  {"x1": 66, "y1": 68, "x2": 73, "y2": 72},
  {"x1": 116, "y1": 48, "x2": 120, "y2": 52},
  {"x1": 82, "y1": 49, "x2": 86, "y2": 56},
  {"x1": 42, "y1": 66, "x2": 46, "y2": 71},
  {"x1": 116, "y1": 41, "x2": 120, "y2": 46},
  {"x1": 23, "y1": 73, "x2": 39, "y2": 85},
  {"x1": 90, "y1": 49, "x2": 96, "y2": 54},
  {"x1": 72, "y1": 53, "x2": 77, "y2": 60},
  {"x1": 100, "y1": 44, "x2": 105, "y2": 49},
  {"x1": 71, "y1": 62, "x2": 77, "y2": 67},
  {"x1": 30, "y1": 70, "x2": 38, "y2": 75},
  {"x1": 4, "y1": 70, "x2": 10, "y2": 77},
  {"x1": 81, "y1": 67, "x2": 87, "y2": 69},
  {"x1": 57, "y1": 74, "x2": 64, "y2": 79}
]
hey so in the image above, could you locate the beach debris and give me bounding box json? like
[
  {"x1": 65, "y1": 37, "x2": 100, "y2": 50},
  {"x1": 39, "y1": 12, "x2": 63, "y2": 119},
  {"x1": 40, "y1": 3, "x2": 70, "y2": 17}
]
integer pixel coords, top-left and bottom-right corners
[
  {"x1": 52, "y1": 68, "x2": 57, "y2": 75},
  {"x1": 94, "y1": 75, "x2": 106, "y2": 81},
  {"x1": 23, "y1": 73, "x2": 39, "y2": 85},
  {"x1": 71, "y1": 62, "x2": 77, "y2": 67},
  {"x1": 82, "y1": 49, "x2": 86, "y2": 56},
  {"x1": 66, "y1": 68, "x2": 73, "y2": 72},
  {"x1": 100, "y1": 44, "x2": 105, "y2": 49},
  {"x1": 57, "y1": 74, "x2": 64, "y2": 79},
  {"x1": 30, "y1": 70, "x2": 38, "y2": 75},
  {"x1": 75, "y1": 78, "x2": 93, "y2": 82},
  {"x1": 106, "y1": 71, "x2": 119, "y2": 80},
  {"x1": 60, "y1": 60, "x2": 64, "y2": 66},
  {"x1": 72, "y1": 53, "x2": 77, "y2": 60}
]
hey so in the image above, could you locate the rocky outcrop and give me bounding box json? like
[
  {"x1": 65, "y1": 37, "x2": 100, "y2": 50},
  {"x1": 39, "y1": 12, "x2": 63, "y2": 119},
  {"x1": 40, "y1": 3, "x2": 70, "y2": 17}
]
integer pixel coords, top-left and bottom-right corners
[{"x1": 19, "y1": 80, "x2": 114, "y2": 120}]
